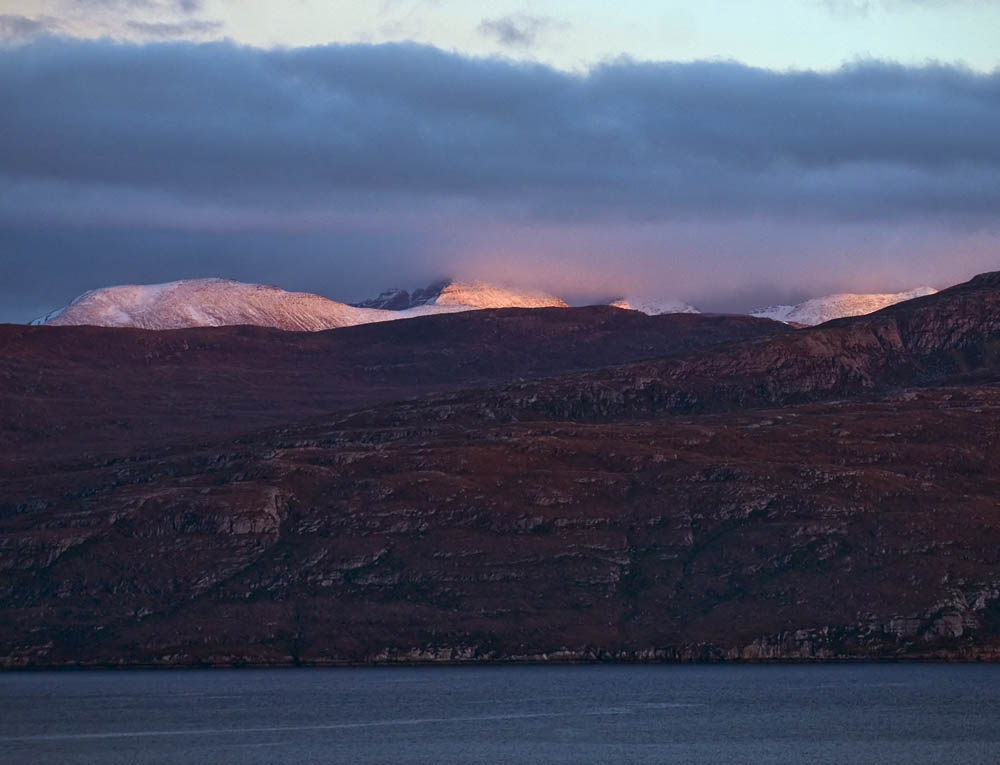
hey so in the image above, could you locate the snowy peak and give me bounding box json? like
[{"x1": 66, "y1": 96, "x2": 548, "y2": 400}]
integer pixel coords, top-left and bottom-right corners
[
  {"x1": 609, "y1": 297, "x2": 700, "y2": 315},
  {"x1": 39, "y1": 279, "x2": 395, "y2": 331},
  {"x1": 433, "y1": 280, "x2": 568, "y2": 309},
  {"x1": 352, "y1": 288, "x2": 413, "y2": 311},
  {"x1": 36, "y1": 276, "x2": 940, "y2": 333},
  {"x1": 37, "y1": 277, "x2": 570, "y2": 331},
  {"x1": 354, "y1": 279, "x2": 567, "y2": 311},
  {"x1": 751, "y1": 287, "x2": 938, "y2": 326}
]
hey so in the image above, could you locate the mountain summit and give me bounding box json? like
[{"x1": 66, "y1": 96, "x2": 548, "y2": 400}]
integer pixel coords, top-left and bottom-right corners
[
  {"x1": 750, "y1": 286, "x2": 938, "y2": 326},
  {"x1": 35, "y1": 278, "x2": 392, "y2": 332},
  {"x1": 353, "y1": 279, "x2": 567, "y2": 311},
  {"x1": 609, "y1": 297, "x2": 700, "y2": 315}
]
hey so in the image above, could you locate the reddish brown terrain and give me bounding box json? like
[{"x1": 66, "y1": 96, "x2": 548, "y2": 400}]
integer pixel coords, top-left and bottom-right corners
[
  {"x1": 3, "y1": 275, "x2": 1000, "y2": 667},
  {"x1": 0, "y1": 307, "x2": 787, "y2": 461}
]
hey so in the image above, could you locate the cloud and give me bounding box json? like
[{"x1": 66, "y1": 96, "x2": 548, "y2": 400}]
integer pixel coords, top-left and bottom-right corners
[
  {"x1": 1, "y1": 39, "x2": 999, "y2": 321},
  {"x1": 1, "y1": 1, "x2": 219, "y2": 44},
  {"x1": 0, "y1": 14, "x2": 63, "y2": 41},
  {"x1": 3, "y1": 40, "x2": 996, "y2": 223},
  {"x1": 478, "y1": 14, "x2": 560, "y2": 48},
  {"x1": 69, "y1": 0, "x2": 204, "y2": 11},
  {"x1": 126, "y1": 19, "x2": 223, "y2": 38},
  {"x1": 818, "y1": 0, "x2": 994, "y2": 16}
]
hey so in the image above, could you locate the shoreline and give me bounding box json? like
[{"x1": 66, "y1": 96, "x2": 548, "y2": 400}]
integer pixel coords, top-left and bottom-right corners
[{"x1": 5, "y1": 654, "x2": 1000, "y2": 671}]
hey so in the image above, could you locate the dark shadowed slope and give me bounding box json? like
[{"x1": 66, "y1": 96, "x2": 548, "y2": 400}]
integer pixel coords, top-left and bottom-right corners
[
  {"x1": 376, "y1": 270, "x2": 1000, "y2": 425},
  {"x1": 0, "y1": 307, "x2": 789, "y2": 460}
]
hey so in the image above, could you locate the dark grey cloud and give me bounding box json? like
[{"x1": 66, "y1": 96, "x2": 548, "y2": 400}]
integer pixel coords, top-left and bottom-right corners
[
  {"x1": 1, "y1": 1, "x2": 220, "y2": 46},
  {"x1": 0, "y1": 14, "x2": 63, "y2": 41},
  {"x1": 126, "y1": 19, "x2": 223, "y2": 37},
  {"x1": 478, "y1": 14, "x2": 559, "y2": 47},
  {"x1": 2, "y1": 40, "x2": 997, "y2": 222},
  {"x1": 1, "y1": 39, "x2": 999, "y2": 321}
]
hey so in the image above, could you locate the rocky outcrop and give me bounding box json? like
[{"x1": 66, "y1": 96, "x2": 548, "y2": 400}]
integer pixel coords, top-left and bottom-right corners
[{"x1": 3, "y1": 384, "x2": 1000, "y2": 667}]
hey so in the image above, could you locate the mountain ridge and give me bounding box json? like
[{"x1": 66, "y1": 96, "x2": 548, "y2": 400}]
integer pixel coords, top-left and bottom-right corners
[
  {"x1": 34, "y1": 276, "x2": 940, "y2": 330},
  {"x1": 34, "y1": 278, "x2": 569, "y2": 331}
]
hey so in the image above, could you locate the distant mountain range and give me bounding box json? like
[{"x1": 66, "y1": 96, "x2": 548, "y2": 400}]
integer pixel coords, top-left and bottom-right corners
[
  {"x1": 34, "y1": 278, "x2": 570, "y2": 332},
  {"x1": 32, "y1": 277, "x2": 939, "y2": 330}
]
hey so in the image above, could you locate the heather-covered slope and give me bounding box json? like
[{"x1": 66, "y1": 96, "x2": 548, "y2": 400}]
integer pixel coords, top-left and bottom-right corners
[
  {"x1": 296, "y1": 272, "x2": 998, "y2": 431},
  {"x1": 2, "y1": 385, "x2": 1000, "y2": 667},
  {"x1": 0, "y1": 308, "x2": 788, "y2": 459},
  {"x1": 478, "y1": 271, "x2": 1000, "y2": 421},
  {"x1": 4, "y1": 273, "x2": 1000, "y2": 667}
]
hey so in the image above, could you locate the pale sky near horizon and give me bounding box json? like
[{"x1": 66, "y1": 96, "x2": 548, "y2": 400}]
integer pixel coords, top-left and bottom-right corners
[{"x1": 3, "y1": 0, "x2": 999, "y2": 72}]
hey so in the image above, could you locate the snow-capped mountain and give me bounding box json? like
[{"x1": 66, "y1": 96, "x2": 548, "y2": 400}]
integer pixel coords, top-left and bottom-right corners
[
  {"x1": 609, "y1": 297, "x2": 700, "y2": 315},
  {"x1": 35, "y1": 276, "x2": 941, "y2": 332},
  {"x1": 36, "y1": 279, "x2": 395, "y2": 331},
  {"x1": 354, "y1": 279, "x2": 567, "y2": 311},
  {"x1": 750, "y1": 287, "x2": 938, "y2": 326},
  {"x1": 35, "y1": 278, "x2": 569, "y2": 331}
]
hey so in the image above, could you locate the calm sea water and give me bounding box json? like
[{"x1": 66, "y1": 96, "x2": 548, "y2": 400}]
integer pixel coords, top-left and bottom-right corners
[{"x1": 1, "y1": 665, "x2": 998, "y2": 763}]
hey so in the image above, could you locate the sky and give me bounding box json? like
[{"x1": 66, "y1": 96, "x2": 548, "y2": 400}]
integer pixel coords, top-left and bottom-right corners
[{"x1": 1, "y1": 1, "x2": 999, "y2": 321}]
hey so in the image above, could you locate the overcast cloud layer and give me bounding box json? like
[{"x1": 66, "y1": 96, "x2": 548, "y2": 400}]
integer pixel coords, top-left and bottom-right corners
[{"x1": 2, "y1": 38, "x2": 999, "y2": 321}]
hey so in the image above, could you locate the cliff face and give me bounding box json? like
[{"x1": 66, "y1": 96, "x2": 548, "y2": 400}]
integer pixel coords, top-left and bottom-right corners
[
  {"x1": 3, "y1": 386, "x2": 1000, "y2": 667},
  {"x1": 489, "y1": 272, "x2": 1000, "y2": 421},
  {"x1": 3, "y1": 274, "x2": 1000, "y2": 667}
]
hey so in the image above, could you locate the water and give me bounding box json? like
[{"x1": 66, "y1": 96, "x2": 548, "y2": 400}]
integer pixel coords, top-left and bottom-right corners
[{"x1": 1, "y1": 665, "x2": 999, "y2": 763}]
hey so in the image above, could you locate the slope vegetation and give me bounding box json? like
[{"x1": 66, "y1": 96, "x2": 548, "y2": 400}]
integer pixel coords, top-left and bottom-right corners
[
  {"x1": 4, "y1": 274, "x2": 1000, "y2": 667},
  {"x1": 0, "y1": 308, "x2": 788, "y2": 459}
]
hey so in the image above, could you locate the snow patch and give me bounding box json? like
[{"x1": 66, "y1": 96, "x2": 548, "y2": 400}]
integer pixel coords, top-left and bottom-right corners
[
  {"x1": 431, "y1": 280, "x2": 567, "y2": 310},
  {"x1": 609, "y1": 297, "x2": 700, "y2": 315},
  {"x1": 751, "y1": 287, "x2": 938, "y2": 326}
]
